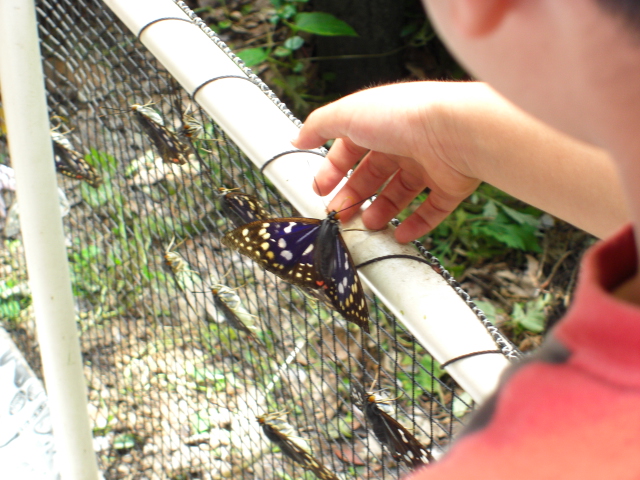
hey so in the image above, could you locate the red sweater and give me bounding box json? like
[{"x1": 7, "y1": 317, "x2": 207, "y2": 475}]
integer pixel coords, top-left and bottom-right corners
[{"x1": 408, "y1": 225, "x2": 640, "y2": 480}]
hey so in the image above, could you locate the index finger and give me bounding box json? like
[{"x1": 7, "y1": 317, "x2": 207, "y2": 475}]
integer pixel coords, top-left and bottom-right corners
[
  {"x1": 292, "y1": 102, "x2": 352, "y2": 150},
  {"x1": 312, "y1": 137, "x2": 369, "y2": 196}
]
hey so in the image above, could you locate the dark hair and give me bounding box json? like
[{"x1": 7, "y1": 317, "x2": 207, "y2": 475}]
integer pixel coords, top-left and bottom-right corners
[{"x1": 596, "y1": 0, "x2": 640, "y2": 32}]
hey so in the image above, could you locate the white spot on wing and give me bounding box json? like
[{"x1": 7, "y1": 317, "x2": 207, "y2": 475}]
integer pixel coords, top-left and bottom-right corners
[{"x1": 281, "y1": 250, "x2": 293, "y2": 261}]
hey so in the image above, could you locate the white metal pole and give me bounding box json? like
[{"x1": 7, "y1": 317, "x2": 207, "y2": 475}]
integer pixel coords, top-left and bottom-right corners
[{"x1": 0, "y1": 1, "x2": 100, "y2": 479}]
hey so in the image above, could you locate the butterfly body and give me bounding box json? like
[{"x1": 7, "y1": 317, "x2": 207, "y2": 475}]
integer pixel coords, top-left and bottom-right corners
[
  {"x1": 163, "y1": 250, "x2": 188, "y2": 276},
  {"x1": 163, "y1": 243, "x2": 206, "y2": 296},
  {"x1": 222, "y1": 211, "x2": 369, "y2": 332},
  {"x1": 257, "y1": 412, "x2": 338, "y2": 480},
  {"x1": 51, "y1": 131, "x2": 102, "y2": 187},
  {"x1": 211, "y1": 284, "x2": 264, "y2": 345},
  {"x1": 355, "y1": 389, "x2": 432, "y2": 468},
  {"x1": 131, "y1": 104, "x2": 190, "y2": 165},
  {"x1": 163, "y1": 241, "x2": 190, "y2": 280},
  {"x1": 313, "y1": 211, "x2": 341, "y2": 280},
  {"x1": 180, "y1": 113, "x2": 203, "y2": 139}
]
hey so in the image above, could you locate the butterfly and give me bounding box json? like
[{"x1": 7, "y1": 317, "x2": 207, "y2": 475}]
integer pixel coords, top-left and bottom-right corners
[
  {"x1": 222, "y1": 209, "x2": 370, "y2": 332},
  {"x1": 353, "y1": 385, "x2": 433, "y2": 468},
  {"x1": 162, "y1": 239, "x2": 210, "y2": 297},
  {"x1": 257, "y1": 411, "x2": 339, "y2": 480},
  {"x1": 180, "y1": 113, "x2": 204, "y2": 140},
  {"x1": 131, "y1": 103, "x2": 190, "y2": 165},
  {"x1": 218, "y1": 188, "x2": 350, "y2": 308},
  {"x1": 220, "y1": 189, "x2": 345, "y2": 311},
  {"x1": 51, "y1": 131, "x2": 102, "y2": 187},
  {"x1": 218, "y1": 187, "x2": 271, "y2": 227},
  {"x1": 210, "y1": 283, "x2": 264, "y2": 346},
  {"x1": 163, "y1": 239, "x2": 190, "y2": 277}
]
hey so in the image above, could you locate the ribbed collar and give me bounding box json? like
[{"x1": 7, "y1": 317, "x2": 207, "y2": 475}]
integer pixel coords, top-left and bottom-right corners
[{"x1": 553, "y1": 224, "x2": 640, "y2": 387}]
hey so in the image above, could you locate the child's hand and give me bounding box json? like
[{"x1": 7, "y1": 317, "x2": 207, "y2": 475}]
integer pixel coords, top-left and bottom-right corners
[
  {"x1": 293, "y1": 82, "x2": 489, "y2": 243},
  {"x1": 294, "y1": 81, "x2": 625, "y2": 241}
]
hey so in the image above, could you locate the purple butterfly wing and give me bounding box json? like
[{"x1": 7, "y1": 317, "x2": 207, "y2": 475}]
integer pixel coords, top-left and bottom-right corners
[
  {"x1": 222, "y1": 214, "x2": 370, "y2": 331},
  {"x1": 321, "y1": 234, "x2": 369, "y2": 331},
  {"x1": 222, "y1": 218, "x2": 322, "y2": 291}
]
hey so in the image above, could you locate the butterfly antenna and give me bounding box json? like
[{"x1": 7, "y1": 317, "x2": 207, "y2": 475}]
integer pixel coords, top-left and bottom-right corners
[
  {"x1": 344, "y1": 195, "x2": 372, "y2": 212},
  {"x1": 217, "y1": 264, "x2": 239, "y2": 284},
  {"x1": 369, "y1": 367, "x2": 381, "y2": 392},
  {"x1": 165, "y1": 236, "x2": 187, "y2": 253},
  {"x1": 165, "y1": 236, "x2": 176, "y2": 253},
  {"x1": 335, "y1": 195, "x2": 374, "y2": 219}
]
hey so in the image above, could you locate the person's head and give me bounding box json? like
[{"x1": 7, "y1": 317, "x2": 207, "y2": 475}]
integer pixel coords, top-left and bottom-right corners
[
  {"x1": 421, "y1": 0, "x2": 640, "y2": 153},
  {"x1": 594, "y1": 0, "x2": 640, "y2": 32}
]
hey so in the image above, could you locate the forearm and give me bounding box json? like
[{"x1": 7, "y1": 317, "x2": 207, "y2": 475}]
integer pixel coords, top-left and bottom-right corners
[{"x1": 432, "y1": 83, "x2": 628, "y2": 238}]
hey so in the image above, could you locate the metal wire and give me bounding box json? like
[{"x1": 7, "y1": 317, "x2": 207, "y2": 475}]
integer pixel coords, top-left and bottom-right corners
[{"x1": 0, "y1": 1, "x2": 514, "y2": 478}]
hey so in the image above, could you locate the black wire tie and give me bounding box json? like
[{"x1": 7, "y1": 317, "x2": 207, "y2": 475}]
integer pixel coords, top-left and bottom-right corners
[
  {"x1": 137, "y1": 17, "x2": 195, "y2": 40},
  {"x1": 356, "y1": 254, "x2": 433, "y2": 270},
  {"x1": 191, "y1": 76, "x2": 254, "y2": 100},
  {"x1": 260, "y1": 149, "x2": 326, "y2": 174},
  {"x1": 440, "y1": 350, "x2": 503, "y2": 369}
]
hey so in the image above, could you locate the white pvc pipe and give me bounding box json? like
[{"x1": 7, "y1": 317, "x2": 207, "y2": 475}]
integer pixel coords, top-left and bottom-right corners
[
  {"x1": 103, "y1": 0, "x2": 512, "y2": 402},
  {"x1": 0, "y1": 1, "x2": 100, "y2": 479}
]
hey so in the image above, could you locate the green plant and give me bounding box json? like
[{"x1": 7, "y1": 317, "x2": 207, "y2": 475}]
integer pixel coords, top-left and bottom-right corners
[
  {"x1": 452, "y1": 391, "x2": 473, "y2": 417},
  {"x1": 423, "y1": 184, "x2": 545, "y2": 270},
  {"x1": 113, "y1": 432, "x2": 138, "y2": 451},
  {"x1": 0, "y1": 279, "x2": 31, "y2": 320},
  {"x1": 398, "y1": 352, "x2": 446, "y2": 401},
  {"x1": 510, "y1": 293, "x2": 551, "y2": 334},
  {"x1": 236, "y1": 0, "x2": 357, "y2": 113}
]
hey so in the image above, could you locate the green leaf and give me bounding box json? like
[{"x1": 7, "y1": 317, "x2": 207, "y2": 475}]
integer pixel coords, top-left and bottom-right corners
[
  {"x1": 237, "y1": 48, "x2": 269, "y2": 67},
  {"x1": 294, "y1": 12, "x2": 358, "y2": 37},
  {"x1": 482, "y1": 199, "x2": 499, "y2": 219},
  {"x1": 452, "y1": 392, "x2": 473, "y2": 417},
  {"x1": 499, "y1": 203, "x2": 540, "y2": 227},
  {"x1": 283, "y1": 35, "x2": 305, "y2": 51},
  {"x1": 87, "y1": 149, "x2": 117, "y2": 176},
  {"x1": 82, "y1": 177, "x2": 117, "y2": 208},
  {"x1": 511, "y1": 296, "x2": 548, "y2": 333},
  {"x1": 292, "y1": 60, "x2": 305, "y2": 73},
  {"x1": 476, "y1": 221, "x2": 541, "y2": 252},
  {"x1": 0, "y1": 300, "x2": 22, "y2": 319},
  {"x1": 473, "y1": 300, "x2": 497, "y2": 324},
  {"x1": 113, "y1": 433, "x2": 136, "y2": 450},
  {"x1": 273, "y1": 46, "x2": 292, "y2": 57},
  {"x1": 80, "y1": 245, "x2": 101, "y2": 261},
  {"x1": 281, "y1": 4, "x2": 297, "y2": 20},
  {"x1": 216, "y1": 20, "x2": 231, "y2": 30},
  {"x1": 191, "y1": 411, "x2": 212, "y2": 434}
]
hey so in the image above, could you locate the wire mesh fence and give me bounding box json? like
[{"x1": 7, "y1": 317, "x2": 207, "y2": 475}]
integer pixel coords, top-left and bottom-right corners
[{"x1": 0, "y1": 1, "x2": 512, "y2": 478}]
